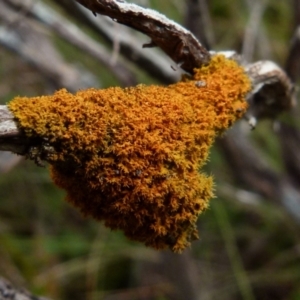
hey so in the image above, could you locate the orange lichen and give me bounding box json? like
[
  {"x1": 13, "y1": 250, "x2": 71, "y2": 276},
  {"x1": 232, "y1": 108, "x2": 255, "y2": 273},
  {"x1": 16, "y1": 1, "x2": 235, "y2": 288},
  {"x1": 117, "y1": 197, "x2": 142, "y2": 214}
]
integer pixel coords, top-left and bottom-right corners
[{"x1": 8, "y1": 55, "x2": 251, "y2": 252}]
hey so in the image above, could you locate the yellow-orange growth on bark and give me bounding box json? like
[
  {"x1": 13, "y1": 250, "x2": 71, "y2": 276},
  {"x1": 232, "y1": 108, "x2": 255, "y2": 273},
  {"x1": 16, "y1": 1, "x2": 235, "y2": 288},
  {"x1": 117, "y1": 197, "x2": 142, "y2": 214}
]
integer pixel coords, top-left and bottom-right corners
[{"x1": 8, "y1": 55, "x2": 251, "y2": 252}]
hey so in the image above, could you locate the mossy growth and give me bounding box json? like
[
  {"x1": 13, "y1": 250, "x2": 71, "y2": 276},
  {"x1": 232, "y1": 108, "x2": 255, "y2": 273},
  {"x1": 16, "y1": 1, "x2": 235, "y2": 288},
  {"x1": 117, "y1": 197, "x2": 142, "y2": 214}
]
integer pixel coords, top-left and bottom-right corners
[{"x1": 8, "y1": 55, "x2": 251, "y2": 252}]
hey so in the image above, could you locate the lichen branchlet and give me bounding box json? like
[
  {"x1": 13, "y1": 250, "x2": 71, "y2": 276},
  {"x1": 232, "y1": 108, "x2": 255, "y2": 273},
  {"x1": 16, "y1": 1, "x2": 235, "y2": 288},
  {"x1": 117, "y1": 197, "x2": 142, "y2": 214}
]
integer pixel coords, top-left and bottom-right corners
[{"x1": 8, "y1": 55, "x2": 251, "y2": 252}]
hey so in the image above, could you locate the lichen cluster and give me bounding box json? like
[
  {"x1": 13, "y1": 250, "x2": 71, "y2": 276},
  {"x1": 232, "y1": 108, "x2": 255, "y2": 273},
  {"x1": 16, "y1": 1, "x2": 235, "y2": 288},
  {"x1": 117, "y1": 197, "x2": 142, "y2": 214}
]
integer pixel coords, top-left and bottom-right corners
[{"x1": 8, "y1": 55, "x2": 251, "y2": 252}]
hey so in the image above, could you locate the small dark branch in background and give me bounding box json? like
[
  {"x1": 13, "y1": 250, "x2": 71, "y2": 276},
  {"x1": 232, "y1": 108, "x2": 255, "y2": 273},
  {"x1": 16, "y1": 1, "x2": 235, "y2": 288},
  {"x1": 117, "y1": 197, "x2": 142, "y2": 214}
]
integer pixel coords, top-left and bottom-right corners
[
  {"x1": 75, "y1": 0, "x2": 211, "y2": 74},
  {"x1": 184, "y1": 0, "x2": 214, "y2": 50},
  {"x1": 285, "y1": 26, "x2": 300, "y2": 82},
  {"x1": 293, "y1": 0, "x2": 300, "y2": 28},
  {"x1": 277, "y1": 5, "x2": 300, "y2": 189}
]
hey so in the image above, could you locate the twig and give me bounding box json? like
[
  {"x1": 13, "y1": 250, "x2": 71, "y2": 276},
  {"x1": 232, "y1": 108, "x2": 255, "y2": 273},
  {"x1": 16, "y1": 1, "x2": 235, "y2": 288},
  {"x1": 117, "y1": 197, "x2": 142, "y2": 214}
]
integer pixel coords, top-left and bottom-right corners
[
  {"x1": 245, "y1": 59, "x2": 295, "y2": 124},
  {"x1": 56, "y1": 0, "x2": 179, "y2": 84},
  {"x1": 74, "y1": 0, "x2": 211, "y2": 74}
]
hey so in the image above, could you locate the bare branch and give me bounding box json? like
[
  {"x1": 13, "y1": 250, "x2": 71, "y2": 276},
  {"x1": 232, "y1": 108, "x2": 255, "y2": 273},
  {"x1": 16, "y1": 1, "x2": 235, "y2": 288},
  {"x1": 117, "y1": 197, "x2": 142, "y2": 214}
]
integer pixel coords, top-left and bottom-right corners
[
  {"x1": 74, "y1": 0, "x2": 211, "y2": 74},
  {"x1": 55, "y1": 0, "x2": 180, "y2": 84},
  {"x1": 244, "y1": 60, "x2": 295, "y2": 126}
]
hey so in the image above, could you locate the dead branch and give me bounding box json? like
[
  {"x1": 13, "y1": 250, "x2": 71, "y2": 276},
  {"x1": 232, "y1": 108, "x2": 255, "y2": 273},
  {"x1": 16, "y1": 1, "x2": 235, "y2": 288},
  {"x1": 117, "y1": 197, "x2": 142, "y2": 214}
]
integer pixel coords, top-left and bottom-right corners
[
  {"x1": 245, "y1": 60, "x2": 295, "y2": 125},
  {"x1": 55, "y1": 0, "x2": 179, "y2": 84},
  {"x1": 74, "y1": 0, "x2": 211, "y2": 74}
]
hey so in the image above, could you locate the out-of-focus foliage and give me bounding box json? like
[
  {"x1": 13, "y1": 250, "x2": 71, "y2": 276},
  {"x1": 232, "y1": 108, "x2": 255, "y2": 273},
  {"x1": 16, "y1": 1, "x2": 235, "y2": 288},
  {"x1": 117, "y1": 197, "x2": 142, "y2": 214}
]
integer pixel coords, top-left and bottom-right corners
[{"x1": 0, "y1": 0, "x2": 299, "y2": 300}]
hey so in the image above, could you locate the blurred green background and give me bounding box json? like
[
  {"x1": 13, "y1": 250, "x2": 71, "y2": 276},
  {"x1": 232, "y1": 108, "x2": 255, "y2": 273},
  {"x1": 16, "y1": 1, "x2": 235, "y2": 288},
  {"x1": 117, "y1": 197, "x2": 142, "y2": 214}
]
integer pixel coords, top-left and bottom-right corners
[{"x1": 0, "y1": 0, "x2": 300, "y2": 299}]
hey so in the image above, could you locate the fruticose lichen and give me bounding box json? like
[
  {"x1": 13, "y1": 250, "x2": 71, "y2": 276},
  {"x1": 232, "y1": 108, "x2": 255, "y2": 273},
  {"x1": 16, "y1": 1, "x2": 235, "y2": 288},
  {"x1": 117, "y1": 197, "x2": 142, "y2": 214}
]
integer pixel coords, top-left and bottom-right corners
[{"x1": 8, "y1": 55, "x2": 251, "y2": 252}]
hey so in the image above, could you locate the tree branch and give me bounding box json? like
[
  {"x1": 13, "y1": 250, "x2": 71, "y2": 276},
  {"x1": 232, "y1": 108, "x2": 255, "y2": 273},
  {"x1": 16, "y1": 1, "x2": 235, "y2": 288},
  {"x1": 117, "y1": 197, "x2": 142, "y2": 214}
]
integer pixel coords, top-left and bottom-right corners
[
  {"x1": 74, "y1": 0, "x2": 211, "y2": 74},
  {"x1": 55, "y1": 0, "x2": 179, "y2": 84},
  {"x1": 245, "y1": 60, "x2": 295, "y2": 125}
]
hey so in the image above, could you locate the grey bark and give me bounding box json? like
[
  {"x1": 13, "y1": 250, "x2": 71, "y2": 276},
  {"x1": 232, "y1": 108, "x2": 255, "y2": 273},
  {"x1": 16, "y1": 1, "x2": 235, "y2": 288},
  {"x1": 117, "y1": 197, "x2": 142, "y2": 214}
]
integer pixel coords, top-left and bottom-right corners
[
  {"x1": 0, "y1": 277, "x2": 50, "y2": 300},
  {"x1": 0, "y1": 106, "x2": 27, "y2": 154}
]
